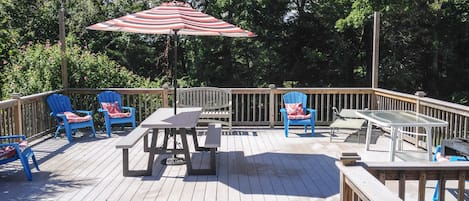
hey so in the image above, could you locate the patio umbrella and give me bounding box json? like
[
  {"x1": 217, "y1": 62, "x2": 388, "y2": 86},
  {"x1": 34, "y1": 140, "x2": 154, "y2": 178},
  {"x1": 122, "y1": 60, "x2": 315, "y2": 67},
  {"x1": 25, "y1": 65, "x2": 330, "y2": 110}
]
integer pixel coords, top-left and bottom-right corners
[
  {"x1": 87, "y1": 1, "x2": 255, "y2": 165},
  {"x1": 87, "y1": 1, "x2": 256, "y2": 115}
]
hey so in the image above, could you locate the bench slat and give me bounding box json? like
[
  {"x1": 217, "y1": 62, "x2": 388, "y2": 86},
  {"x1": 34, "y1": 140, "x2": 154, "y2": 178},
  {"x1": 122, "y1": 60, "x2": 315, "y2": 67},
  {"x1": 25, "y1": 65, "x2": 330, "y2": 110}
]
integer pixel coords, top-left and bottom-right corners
[
  {"x1": 115, "y1": 126, "x2": 150, "y2": 149},
  {"x1": 177, "y1": 87, "x2": 232, "y2": 131}
]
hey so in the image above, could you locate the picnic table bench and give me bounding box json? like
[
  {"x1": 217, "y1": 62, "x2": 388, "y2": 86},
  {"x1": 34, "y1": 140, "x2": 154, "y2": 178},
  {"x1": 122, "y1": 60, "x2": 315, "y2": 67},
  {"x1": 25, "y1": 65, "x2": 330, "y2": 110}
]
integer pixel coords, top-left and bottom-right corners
[
  {"x1": 177, "y1": 87, "x2": 232, "y2": 131},
  {"x1": 115, "y1": 126, "x2": 151, "y2": 176},
  {"x1": 115, "y1": 111, "x2": 222, "y2": 176}
]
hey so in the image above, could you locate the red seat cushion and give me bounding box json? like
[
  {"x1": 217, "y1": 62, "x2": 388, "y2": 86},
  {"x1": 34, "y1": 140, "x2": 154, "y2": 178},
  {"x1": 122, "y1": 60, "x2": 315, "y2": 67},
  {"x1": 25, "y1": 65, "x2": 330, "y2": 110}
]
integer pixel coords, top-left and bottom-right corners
[
  {"x1": 108, "y1": 112, "x2": 131, "y2": 118},
  {"x1": 101, "y1": 102, "x2": 130, "y2": 118},
  {"x1": 101, "y1": 102, "x2": 121, "y2": 113},
  {"x1": 288, "y1": 114, "x2": 312, "y2": 120},
  {"x1": 0, "y1": 140, "x2": 28, "y2": 160},
  {"x1": 63, "y1": 112, "x2": 92, "y2": 123},
  {"x1": 285, "y1": 103, "x2": 311, "y2": 120},
  {"x1": 285, "y1": 103, "x2": 305, "y2": 115}
]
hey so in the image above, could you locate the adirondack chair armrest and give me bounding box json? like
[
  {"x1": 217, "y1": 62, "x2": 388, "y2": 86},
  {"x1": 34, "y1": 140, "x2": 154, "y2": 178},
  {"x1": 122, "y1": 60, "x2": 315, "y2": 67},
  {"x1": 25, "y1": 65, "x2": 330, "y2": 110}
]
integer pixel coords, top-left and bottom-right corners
[
  {"x1": 0, "y1": 136, "x2": 27, "y2": 156},
  {"x1": 0, "y1": 135, "x2": 26, "y2": 141},
  {"x1": 54, "y1": 113, "x2": 71, "y2": 124},
  {"x1": 306, "y1": 109, "x2": 316, "y2": 121},
  {"x1": 279, "y1": 108, "x2": 287, "y2": 114},
  {"x1": 56, "y1": 113, "x2": 66, "y2": 119},
  {"x1": 0, "y1": 143, "x2": 22, "y2": 153},
  {"x1": 74, "y1": 110, "x2": 93, "y2": 115},
  {"x1": 279, "y1": 108, "x2": 290, "y2": 123},
  {"x1": 98, "y1": 109, "x2": 110, "y2": 119},
  {"x1": 121, "y1": 106, "x2": 136, "y2": 115},
  {"x1": 279, "y1": 108, "x2": 288, "y2": 118}
]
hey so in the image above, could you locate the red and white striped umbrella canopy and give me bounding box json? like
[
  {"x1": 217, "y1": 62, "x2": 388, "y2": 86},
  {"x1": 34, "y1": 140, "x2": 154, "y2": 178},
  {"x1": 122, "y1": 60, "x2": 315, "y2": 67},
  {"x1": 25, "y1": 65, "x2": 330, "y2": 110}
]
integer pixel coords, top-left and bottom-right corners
[{"x1": 87, "y1": 1, "x2": 256, "y2": 37}]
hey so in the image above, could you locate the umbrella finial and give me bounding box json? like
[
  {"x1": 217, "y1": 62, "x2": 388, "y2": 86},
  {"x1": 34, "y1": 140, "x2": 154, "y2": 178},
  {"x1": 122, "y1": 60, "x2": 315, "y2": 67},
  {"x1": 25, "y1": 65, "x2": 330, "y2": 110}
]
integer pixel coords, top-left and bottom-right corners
[{"x1": 163, "y1": 1, "x2": 191, "y2": 8}]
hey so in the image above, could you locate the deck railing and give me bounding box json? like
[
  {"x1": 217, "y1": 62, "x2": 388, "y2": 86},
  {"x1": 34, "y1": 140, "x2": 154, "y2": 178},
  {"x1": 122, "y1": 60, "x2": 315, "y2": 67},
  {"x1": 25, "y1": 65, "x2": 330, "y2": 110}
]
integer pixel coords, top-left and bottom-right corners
[
  {"x1": 374, "y1": 88, "x2": 469, "y2": 146},
  {"x1": 2, "y1": 87, "x2": 469, "y2": 200},
  {"x1": 1, "y1": 87, "x2": 469, "y2": 146},
  {"x1": 336, "y1": 153, "x2": 469, "y2": 201}
]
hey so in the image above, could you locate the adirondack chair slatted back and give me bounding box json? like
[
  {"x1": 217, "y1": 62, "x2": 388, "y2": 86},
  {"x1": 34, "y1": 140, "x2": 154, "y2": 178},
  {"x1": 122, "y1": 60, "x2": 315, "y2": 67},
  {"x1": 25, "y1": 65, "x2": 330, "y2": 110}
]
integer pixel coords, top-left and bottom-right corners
[
  {"x1": 282, "y1": 91, "x2": 308, "y2": 111},
  {"x1": 97, "y1": 91, "x2": 123, "y2": 109},
  {"x1": 46, "y1": 94, "x2": 74, "y2": 122}
]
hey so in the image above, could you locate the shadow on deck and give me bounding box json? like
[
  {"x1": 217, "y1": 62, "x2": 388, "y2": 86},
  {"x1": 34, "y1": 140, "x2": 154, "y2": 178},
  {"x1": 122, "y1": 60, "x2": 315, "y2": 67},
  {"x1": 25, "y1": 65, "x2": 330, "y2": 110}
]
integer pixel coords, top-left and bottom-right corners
[{"x1": 0, "y1": 127, "x2": 440, "y2": 200}]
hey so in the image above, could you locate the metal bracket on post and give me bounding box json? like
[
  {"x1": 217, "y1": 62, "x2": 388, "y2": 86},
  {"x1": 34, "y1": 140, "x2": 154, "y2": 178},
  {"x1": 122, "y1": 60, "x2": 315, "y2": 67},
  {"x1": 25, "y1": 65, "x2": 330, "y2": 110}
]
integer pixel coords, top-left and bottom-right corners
[{"x1": 339, "y1": 152, "x2": 361, "y2": 166}]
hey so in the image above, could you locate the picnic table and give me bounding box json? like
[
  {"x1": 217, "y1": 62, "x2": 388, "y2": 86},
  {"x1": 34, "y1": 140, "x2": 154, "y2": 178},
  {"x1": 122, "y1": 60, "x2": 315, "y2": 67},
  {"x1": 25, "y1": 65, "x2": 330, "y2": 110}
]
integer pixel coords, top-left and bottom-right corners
[{"x1": 116, "y1": 107, "x2": 221, "y2": 176}]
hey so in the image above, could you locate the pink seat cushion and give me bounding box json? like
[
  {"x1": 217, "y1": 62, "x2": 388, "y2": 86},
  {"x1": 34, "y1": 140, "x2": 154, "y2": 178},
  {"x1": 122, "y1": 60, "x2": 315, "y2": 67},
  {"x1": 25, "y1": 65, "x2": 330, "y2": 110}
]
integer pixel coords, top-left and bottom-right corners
[
  {"x1": 288, "y1": 114, "x2": 312, "y2": 120},
  {"x1": 285, "y1": 103, "x2": 305, "y2": 115},
  {"x1": 63, "y1": 112, "x2": 92, "y2": 123},
  {"x1": 285, "y1": 103, "x2": 311, "y2": 120},
  {"x1": 101, "y1": 102, "x2": 130, "y2": 118},
  {"x1": 0, "y1": 140, "x2": 28, "y2": 160},
  {"x1": 101, "y1": 102, "x2": 121, "y2": 113},
  {"x1": 108, "y1": 112, "x2": 131, "y2": 118}
]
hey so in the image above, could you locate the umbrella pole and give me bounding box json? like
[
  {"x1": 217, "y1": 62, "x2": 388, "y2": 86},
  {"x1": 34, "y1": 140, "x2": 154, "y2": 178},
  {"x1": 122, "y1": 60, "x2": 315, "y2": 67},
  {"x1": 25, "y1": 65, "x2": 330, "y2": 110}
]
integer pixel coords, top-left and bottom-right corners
[
  {"x1": 173, "y1": 31, "x2": 178, "y2": 115},
  {"x1": 165, "y1": 30, "x2": 185, "y2": 166},
  {"x1": 173, "y1": 31, "x2": 178, "y2": 157}
]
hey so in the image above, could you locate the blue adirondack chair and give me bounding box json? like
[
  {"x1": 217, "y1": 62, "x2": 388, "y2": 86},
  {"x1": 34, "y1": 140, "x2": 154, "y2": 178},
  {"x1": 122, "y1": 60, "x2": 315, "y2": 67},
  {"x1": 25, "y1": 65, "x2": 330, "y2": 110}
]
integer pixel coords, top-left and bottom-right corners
[
  {"x1": 46, "y1": 94, "x2": 96, "y2": 143},
  {"x1": 280, "y1": 91, "x2": 316, "y2": 137},
  {"x1": 0, "y1": 135, "x2": 40, "y2": 181},
  {"x1": 97, "y1": 91, "x2": 136, "y2": 137},
  {"x1": 432, "y1": 145, "x2": 468, "y2": 201}
]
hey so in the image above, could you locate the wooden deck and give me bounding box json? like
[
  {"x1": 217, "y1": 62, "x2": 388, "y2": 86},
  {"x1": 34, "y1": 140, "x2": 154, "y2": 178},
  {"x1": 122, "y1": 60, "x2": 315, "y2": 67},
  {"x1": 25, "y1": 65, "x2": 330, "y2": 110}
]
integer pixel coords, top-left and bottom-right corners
[{"x1": 0, "y1": 127, "x2": 464, "y2": 201}]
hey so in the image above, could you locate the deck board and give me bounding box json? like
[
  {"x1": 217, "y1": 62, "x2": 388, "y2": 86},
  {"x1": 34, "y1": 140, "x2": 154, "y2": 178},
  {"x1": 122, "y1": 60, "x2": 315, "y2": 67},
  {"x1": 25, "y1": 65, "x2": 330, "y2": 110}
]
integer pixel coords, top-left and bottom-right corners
[{"x1": 0, "y1": 127, "x2": 466, "y2": 201}]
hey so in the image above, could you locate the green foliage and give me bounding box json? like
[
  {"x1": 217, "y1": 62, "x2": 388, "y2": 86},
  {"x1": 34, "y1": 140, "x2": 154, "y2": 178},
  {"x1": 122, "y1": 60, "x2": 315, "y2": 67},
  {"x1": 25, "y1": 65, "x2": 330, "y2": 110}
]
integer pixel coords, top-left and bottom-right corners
[
  {"x1": 336, "y1": 0, "x2": 373, "y2": 31},
  {"x1": 1, "y1": 40, "x2": 157, "y2": 99},
  {"x1": 1, "y1": 0, "x2": 469, "y2": 105}
]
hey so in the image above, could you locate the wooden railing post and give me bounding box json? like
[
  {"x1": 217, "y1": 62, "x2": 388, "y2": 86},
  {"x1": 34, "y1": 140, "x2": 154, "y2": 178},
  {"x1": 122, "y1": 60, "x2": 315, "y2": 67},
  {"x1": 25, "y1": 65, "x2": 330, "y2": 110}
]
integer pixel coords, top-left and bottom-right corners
[
  {"x1": 11, "y1": 93, "x2": 23, "y2": 134},
  {"x1": 162, "y1": 83, "x2": 169, "y2": 108},
  {"x1": 339, "y1": 152, "x2": 361, "y2": 201},
  {"x1": 269, "y1": 84, "x2": 276, "y2": 128},
  {"x1": 371, "y1": 89, "x2": 378, "y2": 110},
  {"x1": 415, "y1": 91, "x2": 426, "y2": 147}
]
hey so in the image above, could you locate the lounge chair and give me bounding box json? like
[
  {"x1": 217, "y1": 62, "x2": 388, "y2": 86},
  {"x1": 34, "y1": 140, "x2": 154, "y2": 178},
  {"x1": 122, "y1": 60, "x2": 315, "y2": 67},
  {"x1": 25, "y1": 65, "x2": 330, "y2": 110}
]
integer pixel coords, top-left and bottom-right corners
[{"x1": 329, "y1": 107, "x2": 366, "y2": 142}]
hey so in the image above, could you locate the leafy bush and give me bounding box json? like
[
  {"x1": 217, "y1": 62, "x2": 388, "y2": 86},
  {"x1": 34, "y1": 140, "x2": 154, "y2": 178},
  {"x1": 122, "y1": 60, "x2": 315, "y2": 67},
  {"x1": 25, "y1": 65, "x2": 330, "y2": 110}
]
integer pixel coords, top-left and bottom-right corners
[{"x1": 2, "y1": 40, "x2": 158, "y2": 99}]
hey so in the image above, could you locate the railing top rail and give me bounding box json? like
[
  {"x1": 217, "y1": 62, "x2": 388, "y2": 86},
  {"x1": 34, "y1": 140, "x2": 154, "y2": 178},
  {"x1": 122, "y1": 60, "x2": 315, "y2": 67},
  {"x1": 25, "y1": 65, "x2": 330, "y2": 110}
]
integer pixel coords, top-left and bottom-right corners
[
  {"x1": 336, "y1": 161, "x2": 402, "y2": 201},
  {"x1": 374, "y1": 88, "x2": 417, "y2": 104},
  {"x1": 0, "y1": 99, "x2": 17, "y2": 109},
  {"x1": 273, "y1": 87, "x2": 373, "y2": 94},
  {"x1": 67, "y1": 88, "x2": 166, "y2": 95},
  {"x1": 420, "y1": 96, "x2": 469, "y2": 116},
  {"x1": 20, "y1": 90, "x2": 63, "y2": 104},
  {"x1": 365, "y1": 161, "x2": 469, "y2": 170}
]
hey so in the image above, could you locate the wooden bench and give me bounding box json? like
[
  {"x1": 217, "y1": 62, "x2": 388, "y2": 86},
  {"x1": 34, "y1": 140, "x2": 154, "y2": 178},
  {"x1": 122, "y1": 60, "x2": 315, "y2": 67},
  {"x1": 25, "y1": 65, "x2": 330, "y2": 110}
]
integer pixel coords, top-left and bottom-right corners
[
  {"x1": 115, "y1": 126, "x2": 151, "y2": 176},
  {"x1": 177, "y1": 87, "x2": 232, "y2": 131},
  {"x1": 193, "y1": 123, "x2": 222, "y2": 175}
]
